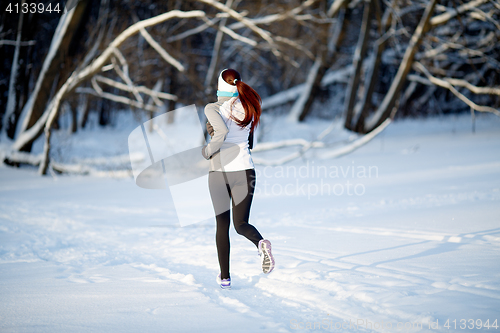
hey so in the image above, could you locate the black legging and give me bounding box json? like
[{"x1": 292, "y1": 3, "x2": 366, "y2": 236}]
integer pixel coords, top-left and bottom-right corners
[{"x1": 209, "y1": 169, "x2": 263, "y2": 280}]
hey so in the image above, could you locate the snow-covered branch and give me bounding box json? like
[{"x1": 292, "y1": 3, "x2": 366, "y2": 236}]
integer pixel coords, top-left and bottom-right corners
[
  {"x1": 2, "y1": 149, "x2": 134, "y2": 178},
  {"x1": 76, "y1": 87, "x2": 160, "y2": 113},
  {"x1": 262, "y1": 66, "x2": 352, "y2": 110},
  {"x1": 412, "y1": 62, "x2": 500, "y2": 116},
  {"x1": 204, "y1": 0, "x2": 234, "y2": 89},
  {"x1": 94, "y1": 75, "x2": 177, "y2": 101},
  {"x1": 197, "y1": 0, "x2": 281, "y2": 57},
  {"x1": 252, "y1": 117, "x2": 391, "y2": 166},
  {"x1": 139, "y1": 27, "x2": 185, "y2": 72},
  {"x1": 430, "y1": 0, "x2": 490, "y2": 27},
  {"x1": 253, "y1": 143, "x2": 316, "y2": 166},
  {"x1": 111, "y1": 50, "x2": 143, "y2": 104},
  {"x1": 22, "y1": 10, "x2": 206, "y2": 174},
  {"x1": 166, "y1": 18, "x2": 219, "y2": 43},
  {"x1": 408, "y1": 74, "x2": 500, "y2": 96},
  {"x1": 201, "y1": 16, "x2": 257, "y2": 47},
  {"x1": 320, "y1": 118, "x2": 391, "y2": 159},
  {"x1": 227, "y1": 0, "x2": 319, "y2": 29},
  {"x1": 328, "y1": 0, "x2": 348, "y2": 17},
  {"x1": 0, "y1": 39, "x2": 36, "y2": 46},
  {"x1": 253, "y1": 138, "x2": 324, "y2": 152}
]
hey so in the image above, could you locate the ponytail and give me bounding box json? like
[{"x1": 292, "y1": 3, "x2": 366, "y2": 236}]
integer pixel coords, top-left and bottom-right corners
[
  {"x1": 221, "y1": 68, "x2": 261, "y2": 133},
  {"x1": 234, "y1": 80, "x2": 261, "y2": 133}
]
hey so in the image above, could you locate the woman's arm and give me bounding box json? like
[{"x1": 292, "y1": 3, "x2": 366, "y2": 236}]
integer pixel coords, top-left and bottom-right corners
[
  {"x1": 203, "y1": 102, "x2": 229, "y2": 159},
  {"x1": 206, "y1": 121, "x2": 214, "y2": 137}
]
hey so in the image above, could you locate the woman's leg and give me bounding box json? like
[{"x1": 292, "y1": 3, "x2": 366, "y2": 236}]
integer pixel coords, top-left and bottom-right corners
[
  {"x1": 227, "y1": 169, "x2": 263, "y2": 247},
  {"x1": 209, "y1": 171, "x2": 231, "y2": 280}
]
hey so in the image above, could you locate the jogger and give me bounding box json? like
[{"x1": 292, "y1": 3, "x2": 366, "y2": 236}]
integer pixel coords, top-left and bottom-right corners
[{"x1": 203, "y1": 68, "x2": 275, "y2": 289}]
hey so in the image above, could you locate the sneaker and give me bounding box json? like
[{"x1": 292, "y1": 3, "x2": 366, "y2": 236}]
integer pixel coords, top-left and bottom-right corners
[
  {"x1": 258, "y1": 239, "x2": 275, "y2": 274},
  {"x1": 216, "y1": 273, "x2": 231, "y2": 289}
]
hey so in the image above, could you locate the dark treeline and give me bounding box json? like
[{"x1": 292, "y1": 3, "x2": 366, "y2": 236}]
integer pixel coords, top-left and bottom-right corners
[{"x1": 0, "y1": 0, "x2": 499, "y2": 173}]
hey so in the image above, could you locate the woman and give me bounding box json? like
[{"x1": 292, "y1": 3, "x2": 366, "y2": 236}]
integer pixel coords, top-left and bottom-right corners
[{"x1": 202, "y1": 68, "x2": 274, "y2": 290}]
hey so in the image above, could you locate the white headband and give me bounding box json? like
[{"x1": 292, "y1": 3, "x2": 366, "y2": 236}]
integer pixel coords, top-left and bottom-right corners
[{"x1": 218, "y1": 69, "x2": 238, "y2": 93}]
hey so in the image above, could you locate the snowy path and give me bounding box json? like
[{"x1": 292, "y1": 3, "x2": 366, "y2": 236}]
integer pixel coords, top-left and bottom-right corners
[{"x1": 1, "y1": 115, "x2": 499, "y2": 332}]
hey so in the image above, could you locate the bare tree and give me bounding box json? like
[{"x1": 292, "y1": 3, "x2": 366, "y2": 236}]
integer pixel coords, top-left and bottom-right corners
[
  {"x1": 363, "y1": 0, "x2": 438, "y2": 132},
  {"x1": 2, "y1": 0, "x2": 26, "y2": 141},
  {"x1": 5, "y1": 1, "x2": 321, "y2": 174},
  {"x1": 287, "y1": 0, "x2": 348, "y2": 122},
  {"x1": 2, "y1": 0, "x2": 499, "y2": 174},
  {"x1": 15, "y1": 0, "x2": 93, "y2": 151}
]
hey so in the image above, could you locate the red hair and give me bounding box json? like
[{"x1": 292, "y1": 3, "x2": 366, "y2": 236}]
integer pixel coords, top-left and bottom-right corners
[{"x1": 222, "y1": 69, "x2": 261, "y2": 133}]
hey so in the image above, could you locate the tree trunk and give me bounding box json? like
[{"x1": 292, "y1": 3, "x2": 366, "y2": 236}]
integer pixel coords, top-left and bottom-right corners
[
  {"x1": 364, "y1": 0, "x2": 438, "y2": 132},
  {"x1": 78, "y1": 94, "x2": 90, "y2": 129},
  {"x1": 167, "y1": 71, "x2": 176, "y2": 124},
  {"x1": 3, "y1": 0, "x2": 25, "y2": 140},
  {"x1": 34, "y1": 10, "x2": 207, "y2": 174},
  {"x1": 287, "y1": 56, "x2": 323, "y2": 122},
  {"x1": 98, "y1": 99, "x2": 108, "y2": 126},
  {"x1": 16, "y1": 0, "x2": 91, "y2": 151},
  {"x1": 289, "y1": 5, "x2": 346, "y2": 122},
  {"x1": 69, "y1": 99, "x2": 78, "y2": 133},
  {"x1": 354, "y1": 2, "x2": 393, "y2": 133},
  {"x1": 147, "y1": 79, "x2": 163, "y2": 132},
  {"x1": 343, "y1": 0, "x2": 373, "y2": 130},
  {"x1": 14, "y1": 11, "x2": 39, "y2": 139}
]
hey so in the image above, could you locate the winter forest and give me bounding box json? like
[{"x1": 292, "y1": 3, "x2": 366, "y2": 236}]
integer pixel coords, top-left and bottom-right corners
[
  {"x1": 1, "y1": 0, "x2": 499, "y2": 173},
  {"x1": 1, "y1": 0, "x2": 500, "y2": 332}
]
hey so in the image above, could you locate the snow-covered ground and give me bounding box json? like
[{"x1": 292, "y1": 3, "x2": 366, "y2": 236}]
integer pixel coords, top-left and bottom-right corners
[{"x1": 1, "y1": 113, "x2": 499, "y2": 332}]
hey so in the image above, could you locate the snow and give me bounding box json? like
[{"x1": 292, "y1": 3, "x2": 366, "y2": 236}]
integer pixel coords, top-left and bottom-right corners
[{"x1": 1, "y1": 112, "x2": 499, "y2": 332}]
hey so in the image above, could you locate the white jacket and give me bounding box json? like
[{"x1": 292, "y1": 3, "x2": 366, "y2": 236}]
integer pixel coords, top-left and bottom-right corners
[{"x1": 216, "y1": 97, "x2": 254, "y2": 172}]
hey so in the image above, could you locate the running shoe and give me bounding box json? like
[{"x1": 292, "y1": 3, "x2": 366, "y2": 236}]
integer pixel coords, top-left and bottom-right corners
[
  {"x1": 216, "y1": 273, "x2": 231, "y2": 289},
  {"x1": 258, "y1": 239, "x2": 275, "y2": 274}
]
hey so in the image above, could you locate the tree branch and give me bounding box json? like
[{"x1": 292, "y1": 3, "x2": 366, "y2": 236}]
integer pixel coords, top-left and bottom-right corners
[
  {"x1": 139, "y1": 27, "x2": 185, "y2": 72},
  {"x1": 201, "y1": 16, "x2": 257, "y2": 47},
  {"x1": 94, "y1": 75, "x2": 177, "y2": 101},
  {"x1": 197, "y1": 0, "x2": 281, "y2": 57},
  {"x1": 322, "y1": 118, "x2": 392, "y2": 159},
  {"x1": 11, "y1": 10, "x2": 206, "y2": 173},
  {"x1": 364, "y1": 0, "x2": 438, "y2": 132},
  {"x1": 0, "y1": 39, "x2": 36, "y2": 46},
  {"x1": 430, "y1": 0, "x2": 489, "y2": 27},
  {"x1": 413, "y1": 62, "x2": 500, "y2": 116},
  {"x1": 111, "y1": 49, "x2": 143, "y2": 103},
  {"x1": 166, "y1": 18, "x2": 219, "y2": 43},
  {"x1": 204, "y1": 0, "x2": 233, "y2": 88},
  {"x1": 328, "y1": 0, "x2": 349, "y2": 17},
  {"x1": 75, "y1": 87, "x2": 160, "y2": 113},
  {"x1": 227, "y1": 0, "x2": 319, "y2": 29}
]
